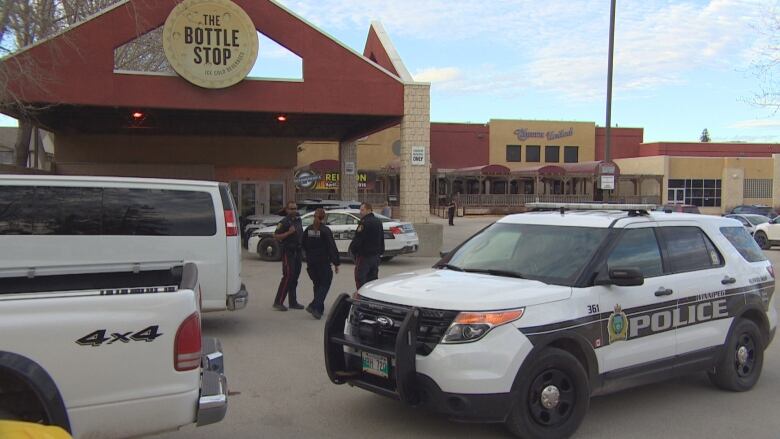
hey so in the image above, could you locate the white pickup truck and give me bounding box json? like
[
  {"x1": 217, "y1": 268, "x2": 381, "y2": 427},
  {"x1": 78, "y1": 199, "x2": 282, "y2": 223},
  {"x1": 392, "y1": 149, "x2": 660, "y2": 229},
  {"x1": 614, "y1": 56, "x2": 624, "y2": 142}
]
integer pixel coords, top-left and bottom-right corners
[{"x1": 0, "y1": 261, "x2": 228, "y2": 439}]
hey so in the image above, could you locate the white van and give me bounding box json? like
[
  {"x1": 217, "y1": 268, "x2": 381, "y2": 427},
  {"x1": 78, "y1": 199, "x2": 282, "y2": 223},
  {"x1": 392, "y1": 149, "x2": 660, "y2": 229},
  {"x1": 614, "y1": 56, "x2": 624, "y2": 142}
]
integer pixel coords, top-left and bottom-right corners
[{"x1": 0, "y1": 175, "x2": 248, "y2": 312}]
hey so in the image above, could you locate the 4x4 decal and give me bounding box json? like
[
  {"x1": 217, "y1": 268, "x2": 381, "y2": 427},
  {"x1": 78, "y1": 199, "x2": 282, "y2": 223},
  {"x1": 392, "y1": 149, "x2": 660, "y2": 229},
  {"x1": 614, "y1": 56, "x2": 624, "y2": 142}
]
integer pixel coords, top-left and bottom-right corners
[{"x1": 76, "y1": 326, "x2": 163, "y2": 347}]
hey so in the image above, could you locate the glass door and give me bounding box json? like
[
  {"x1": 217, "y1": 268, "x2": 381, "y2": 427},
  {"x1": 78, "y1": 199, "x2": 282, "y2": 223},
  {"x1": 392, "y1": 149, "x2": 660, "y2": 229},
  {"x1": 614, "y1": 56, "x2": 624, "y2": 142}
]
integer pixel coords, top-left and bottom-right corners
[
  {"x1": 268, "y1": 182, "x2": 284, "y2": 215},
  {"x1": 668, "y1": 188, "x2": 685, "y2": 204}
]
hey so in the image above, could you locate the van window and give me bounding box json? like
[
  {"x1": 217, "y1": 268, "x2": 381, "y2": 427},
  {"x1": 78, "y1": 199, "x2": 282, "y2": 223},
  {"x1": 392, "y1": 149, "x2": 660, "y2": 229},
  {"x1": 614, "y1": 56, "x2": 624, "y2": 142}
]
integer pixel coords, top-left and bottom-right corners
[
  {"x1": 0, "y1": 185, "x2": 216, "y2": 237},
  {"x1": 34, "y1": 187, "x2": 102, "y2": 235},
  {"x1": 0, "y1": 186, "x2": 35, "y2": 234},
  {"x1": 659, "y1": 227, "x2": 723, "y2": 273},
  {"x1": 103, "y1": 189, "x2": 216, "y2": 236}
]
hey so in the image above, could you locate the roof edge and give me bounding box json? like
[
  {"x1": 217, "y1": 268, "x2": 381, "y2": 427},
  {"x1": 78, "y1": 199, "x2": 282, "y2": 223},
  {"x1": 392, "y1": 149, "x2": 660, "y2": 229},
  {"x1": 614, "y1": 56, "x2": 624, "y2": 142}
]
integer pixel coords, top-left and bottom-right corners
[{"x1": 368, "y1": 21, "x2": 413, "y2": 82}]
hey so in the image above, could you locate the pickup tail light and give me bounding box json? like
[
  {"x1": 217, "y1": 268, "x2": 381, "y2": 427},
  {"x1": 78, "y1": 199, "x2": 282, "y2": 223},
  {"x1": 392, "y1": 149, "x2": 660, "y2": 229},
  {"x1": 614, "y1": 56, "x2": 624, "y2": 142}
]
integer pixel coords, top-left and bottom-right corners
[
  {"x1": 390, "y1": 226, "x2": 403, "y2": 235},
  {"x1": 224, "y1": 210, "x2": 238, "y2": 237},
  {"x1": 174, "y1": 312, "x2": 202, "y2": 371}
]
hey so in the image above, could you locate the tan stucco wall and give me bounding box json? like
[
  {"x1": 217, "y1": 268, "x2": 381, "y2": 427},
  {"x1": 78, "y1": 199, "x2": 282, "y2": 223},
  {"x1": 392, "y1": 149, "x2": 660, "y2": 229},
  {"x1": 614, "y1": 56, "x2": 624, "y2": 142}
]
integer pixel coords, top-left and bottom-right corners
[
  {"x1": 488, "y1": 119, "x2": 596, "y2": 171},
  {"x1": 297, "y1": 126, "x2": 401, "y2": 170},
  {"x1": 56, "y1": 134, "x2": 297, "y2": 168}
]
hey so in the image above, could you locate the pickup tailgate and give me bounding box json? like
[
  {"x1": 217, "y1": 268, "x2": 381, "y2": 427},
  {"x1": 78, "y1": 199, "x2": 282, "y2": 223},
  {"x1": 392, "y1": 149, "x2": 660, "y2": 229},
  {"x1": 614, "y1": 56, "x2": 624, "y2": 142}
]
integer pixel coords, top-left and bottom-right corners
[{"x1": 0, "y1": 275, "x2": 202, "y2": 439}]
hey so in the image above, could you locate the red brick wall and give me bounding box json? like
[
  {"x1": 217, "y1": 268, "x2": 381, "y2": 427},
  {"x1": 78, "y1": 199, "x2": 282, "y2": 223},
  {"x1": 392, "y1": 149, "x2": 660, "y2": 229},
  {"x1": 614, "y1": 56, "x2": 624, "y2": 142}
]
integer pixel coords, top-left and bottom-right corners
[
  {"x1": 431, "y1": 123, "x2": 490, "y2": 170},
  {"x1": 639, "y1": 142, "x2": 780, "y2": 157},
  {"x1": 595, "y1": 127, "x2": 644, "y2": 160}
]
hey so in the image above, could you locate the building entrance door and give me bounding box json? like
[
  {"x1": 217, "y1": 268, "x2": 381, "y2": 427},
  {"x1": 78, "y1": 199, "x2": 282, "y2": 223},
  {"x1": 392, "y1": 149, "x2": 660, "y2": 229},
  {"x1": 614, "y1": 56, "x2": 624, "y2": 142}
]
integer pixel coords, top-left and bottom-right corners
[
  {"x1": 229, "y1": 181, "x2": 286, "y2": 222},
  {"x1": 668, "y1": 188, "x2": 685, "y2": 204}
]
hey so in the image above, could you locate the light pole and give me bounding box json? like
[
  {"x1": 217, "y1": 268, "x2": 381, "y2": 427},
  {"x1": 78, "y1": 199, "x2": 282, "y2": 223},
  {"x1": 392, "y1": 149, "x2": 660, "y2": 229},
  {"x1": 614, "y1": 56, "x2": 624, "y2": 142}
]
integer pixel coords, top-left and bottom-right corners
[{"x1": 605, "y1": 0, "x2": 617, "y2": 163}]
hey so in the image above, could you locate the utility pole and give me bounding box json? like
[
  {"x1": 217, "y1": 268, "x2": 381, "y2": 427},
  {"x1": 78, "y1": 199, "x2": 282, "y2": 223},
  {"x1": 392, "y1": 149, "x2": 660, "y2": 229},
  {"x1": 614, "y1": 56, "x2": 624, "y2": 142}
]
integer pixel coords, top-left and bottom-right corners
[{"x1": 605, "y1": 0, "x2": 616, "y2": 162}]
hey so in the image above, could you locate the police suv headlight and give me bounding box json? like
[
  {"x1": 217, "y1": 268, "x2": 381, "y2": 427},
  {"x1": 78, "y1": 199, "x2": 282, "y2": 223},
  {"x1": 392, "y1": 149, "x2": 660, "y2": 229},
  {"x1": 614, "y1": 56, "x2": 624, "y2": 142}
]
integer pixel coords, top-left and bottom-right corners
[{"x1": 442, "y1": 309, "x2": 525, "y2": 344}]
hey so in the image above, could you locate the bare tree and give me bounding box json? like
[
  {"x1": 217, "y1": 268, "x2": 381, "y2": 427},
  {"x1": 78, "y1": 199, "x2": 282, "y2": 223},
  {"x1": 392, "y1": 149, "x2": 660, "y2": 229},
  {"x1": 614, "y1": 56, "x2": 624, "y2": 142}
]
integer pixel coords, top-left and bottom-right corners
[
  {"x1": 748, "y1": 5, "x2": 780, "y2": 113},
  {"x1": 0, "y1": 0, "x2": 167, "y2": 167}
]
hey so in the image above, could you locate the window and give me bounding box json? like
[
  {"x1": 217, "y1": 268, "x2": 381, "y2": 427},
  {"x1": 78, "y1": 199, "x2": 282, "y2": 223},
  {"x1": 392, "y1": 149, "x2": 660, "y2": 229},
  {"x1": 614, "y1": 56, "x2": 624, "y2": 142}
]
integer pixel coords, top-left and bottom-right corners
[
  {"x1": 326, "y1": 213, "x2": 358, "y2": 225},
  {"x1": 607, "y1": 228, "x2": 663, "y2": 278},
  {"x1": 33, "y1": 187, "x2": 102, "y2": 235},
  {"x1": 720, "y1": 227, "x2": 767, "y2": 263},
  {"x1": 744, "y1": 179, "x2": 772, "y2": 199},
  {"x1": 0, "y1": 186, "x2": 35, "y2": 235},
  {"x1": 506, "y1": 145, "x2": 521, "y2": 162},
  {"x1": 659, "y1": 227, "x2": 723, "y2": 273},
  {"x1": 545, "y1": 146, "x2": 560, "y2": 163},
  {"x1": 564, "y1": 146, "x2": 579, "y2": 163},
  {"x1": 102, "y1": 189, "x2": 216, "y2": 236},
  {"x1": 667, "y1": 179, "x2": 721, "y2": 207},
  {"x1": 526, "y1": 145, "x2": 541, "y2": 163},
  {"x1": 446, "y1": 223, "x2": 608, "y2": 285}
]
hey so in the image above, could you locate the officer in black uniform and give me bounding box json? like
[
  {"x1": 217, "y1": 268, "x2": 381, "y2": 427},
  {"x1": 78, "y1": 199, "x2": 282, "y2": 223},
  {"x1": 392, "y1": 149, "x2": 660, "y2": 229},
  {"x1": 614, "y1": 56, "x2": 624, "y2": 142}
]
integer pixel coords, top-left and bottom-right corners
[
  {"x1": 302, "y1": 208, "x2": 340, "y2": 320},
  {"x1": 349, "y1": 202, "x2": 385, "y2": 289},
  {"x1": 272, "y1": 201, "x2": 304, "y2": 311}
]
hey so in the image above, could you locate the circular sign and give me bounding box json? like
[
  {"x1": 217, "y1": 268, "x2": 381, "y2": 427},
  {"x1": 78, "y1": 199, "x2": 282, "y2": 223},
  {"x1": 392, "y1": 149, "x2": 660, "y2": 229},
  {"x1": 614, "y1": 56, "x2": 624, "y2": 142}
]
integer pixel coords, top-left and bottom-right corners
[
  {"x1": 163, "y1": 0, "x2": 259, "y2": 89},
  {"x1": 295, "y1": 171, "x2": 321, "y2": 189}
]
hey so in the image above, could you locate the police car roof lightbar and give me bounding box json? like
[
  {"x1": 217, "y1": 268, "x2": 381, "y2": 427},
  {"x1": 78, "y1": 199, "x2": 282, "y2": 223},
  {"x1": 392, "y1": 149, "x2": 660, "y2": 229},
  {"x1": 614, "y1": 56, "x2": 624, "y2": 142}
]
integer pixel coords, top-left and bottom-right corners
[{"x1": 526, "y1": 202, "x2": 657, "y2": 215}]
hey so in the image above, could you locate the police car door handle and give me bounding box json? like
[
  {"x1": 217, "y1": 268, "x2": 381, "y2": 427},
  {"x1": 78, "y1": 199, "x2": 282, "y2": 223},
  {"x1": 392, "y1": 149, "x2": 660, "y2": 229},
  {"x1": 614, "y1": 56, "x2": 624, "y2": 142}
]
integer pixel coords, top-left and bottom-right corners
[
  {"x1": 721, "y1": 276, "x2": 737, "y2": 285},
  {"x1": 655, "y1": 288, "x2": 673, "y2": 297}
]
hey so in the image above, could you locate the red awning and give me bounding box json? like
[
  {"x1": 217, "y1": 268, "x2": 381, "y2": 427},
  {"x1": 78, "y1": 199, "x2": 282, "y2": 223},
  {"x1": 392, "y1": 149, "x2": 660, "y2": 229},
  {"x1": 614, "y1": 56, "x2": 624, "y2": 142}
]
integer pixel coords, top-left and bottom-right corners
[{"x1": 514, "y1": 165, "x2": 566, "y2": 177}]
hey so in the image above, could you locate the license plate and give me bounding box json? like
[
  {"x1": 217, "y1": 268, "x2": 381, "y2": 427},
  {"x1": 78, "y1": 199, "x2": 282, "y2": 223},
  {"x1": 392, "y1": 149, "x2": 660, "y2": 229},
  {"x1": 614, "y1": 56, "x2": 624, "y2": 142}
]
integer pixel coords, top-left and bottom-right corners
[{"x1": 361, "y1": 352, "x2": 389, "y2": 378}]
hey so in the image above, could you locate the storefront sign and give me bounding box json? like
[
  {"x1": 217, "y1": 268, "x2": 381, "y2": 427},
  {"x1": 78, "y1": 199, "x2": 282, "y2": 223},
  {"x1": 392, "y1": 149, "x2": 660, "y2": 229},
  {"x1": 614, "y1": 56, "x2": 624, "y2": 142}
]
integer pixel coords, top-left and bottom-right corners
[
  {"x1": 411, "y1": 146, "x2": 426, "y2": 166},
  {"x1": 600, "y1": 175, "x2": 615, "y2": 190},
  {"x1": 294, "y1": 170, "x2": 321, "y2": 189},
  {"x1": 311, "y1": 172, "x2": 376, "y2": 191},
  {"x1": 163, "y1": 0, "x2": 259, "y2": 89},
  {"x1": 515, "y1": 127, "x2": 575, "y2": 142}
]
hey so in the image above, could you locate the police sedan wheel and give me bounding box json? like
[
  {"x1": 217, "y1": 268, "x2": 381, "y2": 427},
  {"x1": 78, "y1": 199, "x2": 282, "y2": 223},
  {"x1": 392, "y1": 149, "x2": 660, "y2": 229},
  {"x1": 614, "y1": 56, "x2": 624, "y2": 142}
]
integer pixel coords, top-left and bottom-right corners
[
  {"x1": 754, "y1": 232, "x2": 770, "y2": 250},
  {"x1": 258, "y1": 237, "x2": 281, "y2": 261},
  {"x1": 708, "y1": 319, "x2": 764, "y2": 392},
  {"x1": 506, "y1": 348, "x2": 589, "y2": 439}
]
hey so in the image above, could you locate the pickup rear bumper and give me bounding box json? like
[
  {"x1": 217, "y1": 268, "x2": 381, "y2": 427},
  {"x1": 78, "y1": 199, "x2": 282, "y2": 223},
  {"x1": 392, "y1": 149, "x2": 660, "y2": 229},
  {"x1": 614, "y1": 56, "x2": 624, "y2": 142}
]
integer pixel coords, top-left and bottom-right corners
[
  {"x1": 227, "y1": 284, "x2": 249, "y2": 311},
  {"x1": 197, "y1": 338, "x2": 228, "y2": 426}
]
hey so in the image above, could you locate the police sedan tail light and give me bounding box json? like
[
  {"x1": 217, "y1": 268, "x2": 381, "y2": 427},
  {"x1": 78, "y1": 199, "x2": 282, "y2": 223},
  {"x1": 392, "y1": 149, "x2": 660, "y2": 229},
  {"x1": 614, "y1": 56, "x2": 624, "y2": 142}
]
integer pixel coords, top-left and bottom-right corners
[
  {"x1": 390, "y1": 226, "x2": 403, "y2": 235},
  {"x1": 442, "y1": 309, "x2": 524, "y2": 344}
]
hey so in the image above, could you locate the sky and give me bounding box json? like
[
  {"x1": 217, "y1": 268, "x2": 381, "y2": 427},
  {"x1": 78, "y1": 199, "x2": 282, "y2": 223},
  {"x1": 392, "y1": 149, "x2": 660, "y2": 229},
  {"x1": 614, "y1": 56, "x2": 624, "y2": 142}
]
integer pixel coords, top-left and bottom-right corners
[{"x1": 1, "y1": 0, "x2": 779, "y2": 143}]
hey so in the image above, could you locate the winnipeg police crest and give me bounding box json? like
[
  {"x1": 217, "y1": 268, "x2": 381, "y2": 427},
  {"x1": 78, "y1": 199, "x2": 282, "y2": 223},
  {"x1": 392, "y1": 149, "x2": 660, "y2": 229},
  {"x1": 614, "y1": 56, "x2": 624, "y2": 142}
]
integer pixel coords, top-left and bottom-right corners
[{"x1": 608, "y1": 304, "x2": 628, "y2": 343}]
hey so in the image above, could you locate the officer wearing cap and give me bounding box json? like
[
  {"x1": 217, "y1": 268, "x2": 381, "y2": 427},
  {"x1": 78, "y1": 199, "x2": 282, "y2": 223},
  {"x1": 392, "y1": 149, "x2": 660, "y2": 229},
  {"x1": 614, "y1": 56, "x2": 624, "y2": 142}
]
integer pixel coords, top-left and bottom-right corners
[
  {"x1": 349, "y1": 202, "x2": 385, "y2": 289},
  {"x1": 272, "y1": 201, "x2": 304, "y2": 311}
]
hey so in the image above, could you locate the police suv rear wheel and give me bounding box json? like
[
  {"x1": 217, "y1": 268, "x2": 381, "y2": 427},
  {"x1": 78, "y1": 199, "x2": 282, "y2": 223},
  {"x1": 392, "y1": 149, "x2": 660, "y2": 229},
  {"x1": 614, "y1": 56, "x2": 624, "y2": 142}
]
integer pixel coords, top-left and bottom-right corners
[
  {"x1": 506, "y1": 348, "x2": 589, "y2": 439},
  {"x1": 708, "y1": 319, "x2": 764, "y2": 392}
]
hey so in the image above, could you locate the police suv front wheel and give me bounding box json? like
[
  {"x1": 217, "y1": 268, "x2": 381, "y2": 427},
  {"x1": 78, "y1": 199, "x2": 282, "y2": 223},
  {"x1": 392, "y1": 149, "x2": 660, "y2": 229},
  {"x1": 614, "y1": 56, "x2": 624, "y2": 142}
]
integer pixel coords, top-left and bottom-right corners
[
  {"x1": 506, "y1": 348, "x2": 589, "y2": 439},
  {"x1": 708, "y1": 318, "x2": 764, "y2": 392}
]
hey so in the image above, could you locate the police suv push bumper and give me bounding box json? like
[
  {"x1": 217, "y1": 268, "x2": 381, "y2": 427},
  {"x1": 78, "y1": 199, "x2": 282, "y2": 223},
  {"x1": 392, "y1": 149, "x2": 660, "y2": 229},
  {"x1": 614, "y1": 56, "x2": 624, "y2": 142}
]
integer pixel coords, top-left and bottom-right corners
[{"x1": 324, "y1": 294, "x2": 533, "y2": 422}]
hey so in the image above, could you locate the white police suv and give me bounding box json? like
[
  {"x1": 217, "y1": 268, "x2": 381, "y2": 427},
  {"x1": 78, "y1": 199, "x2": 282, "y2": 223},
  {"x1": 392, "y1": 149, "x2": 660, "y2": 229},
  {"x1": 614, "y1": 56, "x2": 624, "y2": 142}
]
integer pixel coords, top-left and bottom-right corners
[{"x1": 324, "y1": 204, "x2": 776, "y2": 439}]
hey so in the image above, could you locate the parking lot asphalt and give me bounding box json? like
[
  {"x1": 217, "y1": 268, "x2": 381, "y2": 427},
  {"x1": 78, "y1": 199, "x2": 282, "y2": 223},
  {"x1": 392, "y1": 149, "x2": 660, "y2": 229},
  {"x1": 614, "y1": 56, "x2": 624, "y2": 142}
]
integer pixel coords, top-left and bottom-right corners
[{"x1": 150, "y1": 215, "x2": 780, "y2": 439}]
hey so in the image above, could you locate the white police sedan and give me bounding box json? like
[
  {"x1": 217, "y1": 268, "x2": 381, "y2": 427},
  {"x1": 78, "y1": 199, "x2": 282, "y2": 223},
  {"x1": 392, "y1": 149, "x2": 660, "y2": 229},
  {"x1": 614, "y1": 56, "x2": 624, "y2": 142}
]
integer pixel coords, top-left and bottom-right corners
[{"x1": 248, "y1": 209, "x2": 419, "y2": 261}]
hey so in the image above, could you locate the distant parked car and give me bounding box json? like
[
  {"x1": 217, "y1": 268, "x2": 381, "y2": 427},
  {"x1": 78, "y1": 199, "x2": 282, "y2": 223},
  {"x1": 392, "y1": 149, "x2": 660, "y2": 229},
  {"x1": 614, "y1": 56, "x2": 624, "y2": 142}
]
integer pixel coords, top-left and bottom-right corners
[
  {"x1": 753, "y1": 216, "x2": 780, "y2": 249},
  {"x1": 729, "y1": 205, "x2": 778, "y2": 219},
  {"x1": 725, "y1": 214, "x2": 771, "y2": 236},
  {"x1": 654, "y1": 204, "x2": 701, "y2": 214}
]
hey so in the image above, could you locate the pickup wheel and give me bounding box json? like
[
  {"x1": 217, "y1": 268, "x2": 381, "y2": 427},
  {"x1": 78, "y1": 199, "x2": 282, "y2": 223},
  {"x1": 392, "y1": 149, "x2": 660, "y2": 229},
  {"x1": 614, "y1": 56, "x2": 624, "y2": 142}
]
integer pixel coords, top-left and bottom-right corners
[
  {"x1": 506, "y1": 348, "x2": 589, "y2": 439},
  {"x1": 258, "y1": 237, "x2": 282, "y2": 261},
  {"x1": 754, "y1": 231, "x2": 770, "y2": 250},
  {"x1": 708, "y1": 319, "x2": 764, "y2": 392}
]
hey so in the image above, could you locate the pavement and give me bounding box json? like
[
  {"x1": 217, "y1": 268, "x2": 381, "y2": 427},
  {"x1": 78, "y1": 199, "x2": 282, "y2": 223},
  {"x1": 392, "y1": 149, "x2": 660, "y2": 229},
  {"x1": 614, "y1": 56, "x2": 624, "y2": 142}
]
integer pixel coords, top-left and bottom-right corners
[{"x1": 150, "y1": 214, "x2": 780, "y2": 439}]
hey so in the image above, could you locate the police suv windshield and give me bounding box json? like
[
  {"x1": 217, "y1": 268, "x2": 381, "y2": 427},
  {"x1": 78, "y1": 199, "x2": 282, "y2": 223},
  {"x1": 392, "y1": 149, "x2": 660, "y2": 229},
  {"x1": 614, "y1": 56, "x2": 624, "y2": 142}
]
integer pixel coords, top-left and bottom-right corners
[{"x1": 441, "y1": 223, "x2": 608, "y2": 285}]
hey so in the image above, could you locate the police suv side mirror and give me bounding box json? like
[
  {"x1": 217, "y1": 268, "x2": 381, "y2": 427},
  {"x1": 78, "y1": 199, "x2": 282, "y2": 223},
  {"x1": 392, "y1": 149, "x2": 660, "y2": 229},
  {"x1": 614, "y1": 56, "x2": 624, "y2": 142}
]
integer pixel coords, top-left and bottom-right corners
[
  {"x1": 608, "y1": 268, "x2": 645, "y2": 287},
  {"x1": 439, "y1": 251, "x2": 450, "y2": 258}
]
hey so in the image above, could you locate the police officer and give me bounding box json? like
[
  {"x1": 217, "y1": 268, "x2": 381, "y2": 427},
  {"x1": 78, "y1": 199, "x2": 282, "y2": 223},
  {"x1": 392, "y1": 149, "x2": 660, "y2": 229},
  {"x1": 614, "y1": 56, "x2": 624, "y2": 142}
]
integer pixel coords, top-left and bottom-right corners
[
  {"x1": 447, "y1": 198, "x2": 456, "y2": 226},
  {"x1": 272, "y1": 201, "x2": 304, "y2": 311},
  {"x1": 349, "y1": 202, "x2": 385, "y2": 289},
  {"x1": 302, "y1": 208, "x2": 340, "y2": 320}
]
